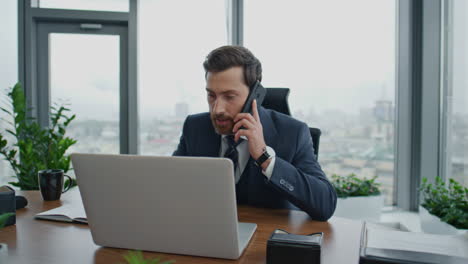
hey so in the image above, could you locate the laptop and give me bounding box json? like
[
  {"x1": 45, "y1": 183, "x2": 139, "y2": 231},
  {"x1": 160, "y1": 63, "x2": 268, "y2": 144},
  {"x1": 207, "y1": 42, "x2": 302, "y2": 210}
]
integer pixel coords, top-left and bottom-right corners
[{"x1": 71, "y1": 153, "x2": 257, "y2": 260}]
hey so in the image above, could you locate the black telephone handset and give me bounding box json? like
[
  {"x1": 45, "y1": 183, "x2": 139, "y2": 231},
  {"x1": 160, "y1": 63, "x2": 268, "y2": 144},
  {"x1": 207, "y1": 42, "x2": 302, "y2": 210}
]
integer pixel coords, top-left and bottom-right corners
[{"x1": 241, "y1": 80, "x2": 266, "y2": 114}]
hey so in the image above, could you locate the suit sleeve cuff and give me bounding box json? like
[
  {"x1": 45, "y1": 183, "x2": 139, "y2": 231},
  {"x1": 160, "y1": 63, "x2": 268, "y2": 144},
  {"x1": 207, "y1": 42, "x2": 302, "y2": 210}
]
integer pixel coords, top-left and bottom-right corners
[{"x1": 262, "y1": 146, "x2": 276, "y2": 180}]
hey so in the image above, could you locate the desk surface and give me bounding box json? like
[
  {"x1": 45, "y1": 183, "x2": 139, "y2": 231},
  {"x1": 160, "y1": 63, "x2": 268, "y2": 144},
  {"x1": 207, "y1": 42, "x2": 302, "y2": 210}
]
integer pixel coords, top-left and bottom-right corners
[{"x1": 0, "y1": 191, "x2": 362, "y2": 264}]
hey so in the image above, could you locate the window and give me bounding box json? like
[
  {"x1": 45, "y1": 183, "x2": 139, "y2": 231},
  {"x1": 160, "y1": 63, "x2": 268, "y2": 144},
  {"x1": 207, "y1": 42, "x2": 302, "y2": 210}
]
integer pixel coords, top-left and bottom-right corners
[
  {"x1": 443, "y1": 0, "x2": 468, "y2": 187},
  {"x1": 0, "y1": 0, "x2": 17, "y2": 186},
  {"x1": 245, "y1": 0, "x2": 396, "y2": 205},
  {"x1": 49, "y1": 33, "x2": 121, "y2": 154},
  {"x1": 37, "y1": 0, "x2": 129, "y2": 12},
  {"x1": 138, "y1": 0, "x2": 228, "y2": 155}
]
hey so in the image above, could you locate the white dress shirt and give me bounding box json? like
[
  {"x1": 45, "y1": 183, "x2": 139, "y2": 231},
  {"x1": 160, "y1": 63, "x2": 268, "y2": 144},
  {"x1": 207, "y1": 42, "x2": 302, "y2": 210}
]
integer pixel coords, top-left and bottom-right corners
[{"x1": 219, "y1": 135, "x2": 276, "y2": 183}]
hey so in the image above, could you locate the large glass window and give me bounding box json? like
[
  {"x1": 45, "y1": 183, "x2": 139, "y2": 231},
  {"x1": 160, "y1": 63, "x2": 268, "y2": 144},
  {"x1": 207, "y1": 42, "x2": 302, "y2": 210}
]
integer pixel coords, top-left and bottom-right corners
[
  {"x1": 49, "y1": 34, "x2": 121, "y2": 154},
  {"x1": 0, "y1": 0, "x2": 17, "y2": 186},
  {"x1": 245, "y1": 0, "x2": 396, "y2": 205},
  {"x1": 37, "y1": 0, "x2": 129, "y2": 12},
  {"x1": 444, "y1": 0, "x2": 468, "y2": 187},
  {"x1": 138, "y1": 0, "x2": 228, "y2": 155}
]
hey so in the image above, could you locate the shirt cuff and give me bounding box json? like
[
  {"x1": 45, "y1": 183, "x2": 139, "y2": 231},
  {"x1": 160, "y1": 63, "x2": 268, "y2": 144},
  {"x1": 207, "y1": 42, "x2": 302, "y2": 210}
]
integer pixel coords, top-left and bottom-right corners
[{"x1": 261, "y1": 146, "x2": 276, "y2": 180}]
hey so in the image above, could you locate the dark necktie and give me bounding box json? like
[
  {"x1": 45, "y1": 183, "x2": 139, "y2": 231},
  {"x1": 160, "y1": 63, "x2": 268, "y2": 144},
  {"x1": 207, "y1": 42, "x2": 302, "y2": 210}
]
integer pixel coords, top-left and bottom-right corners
[{"x1": 224, "y1": 135, "x2": 241, "y2": 173}]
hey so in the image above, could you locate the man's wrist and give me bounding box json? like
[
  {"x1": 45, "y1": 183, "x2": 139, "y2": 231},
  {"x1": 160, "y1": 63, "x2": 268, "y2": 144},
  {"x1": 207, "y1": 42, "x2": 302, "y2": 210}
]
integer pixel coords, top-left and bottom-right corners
[
  {"x1": 253, "y1": 145, "x2": 267, "y2": 160},
  {"x1": 261, "y1": 147, "x2": 276, "y2": 178},
  {"x1": 254, "y1": 146, "x2": 270, "y2": 166},
  {"x1": 255, "y1": 146, "x2": 275, "y2": 168},
  {"x1": 261, "y1": 158, "x2": 272, "y2": 171}
]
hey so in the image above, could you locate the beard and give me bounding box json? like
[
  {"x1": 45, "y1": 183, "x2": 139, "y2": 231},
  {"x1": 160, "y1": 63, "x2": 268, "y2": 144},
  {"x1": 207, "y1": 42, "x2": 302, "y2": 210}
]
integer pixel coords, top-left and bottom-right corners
[{"x1": 211, "y1": 113, "x2": 234, "y2": 135}]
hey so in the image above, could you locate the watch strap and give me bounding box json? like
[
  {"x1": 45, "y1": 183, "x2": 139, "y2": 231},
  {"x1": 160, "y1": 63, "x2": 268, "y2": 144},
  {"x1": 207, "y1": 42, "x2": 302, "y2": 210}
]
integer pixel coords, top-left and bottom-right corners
[{"x1": 255, "y1": 148, "x2": 271, "y2": 167}]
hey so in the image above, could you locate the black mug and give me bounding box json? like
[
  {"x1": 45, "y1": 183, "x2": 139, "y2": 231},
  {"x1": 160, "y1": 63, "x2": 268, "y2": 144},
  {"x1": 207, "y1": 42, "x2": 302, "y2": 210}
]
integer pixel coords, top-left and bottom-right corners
[{"x1": 38, "y1": 169, "x2": 72, "y2": 201}]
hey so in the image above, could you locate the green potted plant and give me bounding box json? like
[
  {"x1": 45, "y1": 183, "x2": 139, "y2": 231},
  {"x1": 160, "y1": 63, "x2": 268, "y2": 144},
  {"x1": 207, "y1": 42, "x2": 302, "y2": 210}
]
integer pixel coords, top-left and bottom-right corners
[
  {"x1": 0, "y1": 212, "x2": 15, "y2": 258},
  {"x1": 0, "y1": 83, "x2": 77, "y2": 190},
  {"x1": 419, "y1": 177, "x2": 467, "y2": 235},
  {"x1": 331, "y1": 173, "x2": 383, "y2": 221}
]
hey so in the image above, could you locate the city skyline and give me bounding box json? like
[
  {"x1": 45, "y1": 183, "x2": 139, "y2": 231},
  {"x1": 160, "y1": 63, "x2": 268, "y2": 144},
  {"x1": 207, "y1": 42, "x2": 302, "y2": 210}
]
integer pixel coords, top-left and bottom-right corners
[
  {"x1": 1, "y1": 90, "x2": 467, "y2": 203},
  {"x1": 42, "y1": 97, "x2": 399, "y2": 205}
]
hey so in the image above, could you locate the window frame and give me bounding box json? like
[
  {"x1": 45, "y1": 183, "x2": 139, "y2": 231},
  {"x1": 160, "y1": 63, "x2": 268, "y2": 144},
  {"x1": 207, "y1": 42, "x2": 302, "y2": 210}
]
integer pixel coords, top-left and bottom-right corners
[
  {"x1": 385, "y1": 0, "x2": 444, "y2": 210},
  {"x1": 18, "y1": 0, "x2": 139, "y2": 154}
]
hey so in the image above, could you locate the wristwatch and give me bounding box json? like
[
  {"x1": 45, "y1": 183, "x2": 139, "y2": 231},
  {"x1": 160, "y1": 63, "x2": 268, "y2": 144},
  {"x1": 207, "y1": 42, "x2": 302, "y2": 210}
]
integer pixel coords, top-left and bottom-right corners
[{"x1": 255, "y1": 147, "x2": 272, "y2": 167}]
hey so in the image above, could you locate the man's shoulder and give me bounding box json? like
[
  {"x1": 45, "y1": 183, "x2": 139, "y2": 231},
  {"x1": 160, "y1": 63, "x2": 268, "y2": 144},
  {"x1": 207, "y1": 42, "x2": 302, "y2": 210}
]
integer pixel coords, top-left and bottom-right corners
[
  {"x1": 262, "y1": 108, "x2": 308, "y2": 131},
  {"x1": 186, "y1": 112, "x2": 210, "y2": 122},
  {"x1": 182, "y1": 112, "x2": 212, "y2": 130}
]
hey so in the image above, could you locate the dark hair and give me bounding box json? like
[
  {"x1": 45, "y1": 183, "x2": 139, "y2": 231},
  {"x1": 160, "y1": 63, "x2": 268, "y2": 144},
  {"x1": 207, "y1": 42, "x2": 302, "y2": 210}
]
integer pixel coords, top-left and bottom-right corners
[{"x1": 203, "y1": 45, "x2": 262, "y2": 88}]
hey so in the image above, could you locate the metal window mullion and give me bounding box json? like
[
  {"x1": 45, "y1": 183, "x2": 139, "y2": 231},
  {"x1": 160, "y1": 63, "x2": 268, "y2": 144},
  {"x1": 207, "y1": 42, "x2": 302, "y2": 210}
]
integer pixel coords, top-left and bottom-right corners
[
  {"x1": 19, "y1": 0, "x2": 39, "y2": 120},
  {"x1": 420, "y1": 0, "x2": 443, "y2": 188},
  {"x1": 228, "y1": 0, "x2": 243, "y2": 46},
  {"x1": 440, "y1": 0, "x2": 453, "y2": 182},
  {"x1": 409, "y1": 0, "x2": 424, "y2": 211},
  {"x1": 36, "y1": 23, "x2": 51, "y2": 128},
  {"x1": 394, "y1": 0, "x2": 422, "y2": 210},
  {"x1": 127, "y1": 0, "x2": 138, "y2": 154},
  {"x1": 18, "y1": 0, "x2": 25, "y2": 94},
  {"x1": 395, "y1": 0, "x2": 410, "y2": 209},
  {"x1": 396, "y1": 0, "x2": 443, "y2": 211},
  {"x1": 120, "y1": 28, "x2": 129, "y2": 154},
  {"x1": 402, "y1": 0, "x2": 444, "y2": 211}
]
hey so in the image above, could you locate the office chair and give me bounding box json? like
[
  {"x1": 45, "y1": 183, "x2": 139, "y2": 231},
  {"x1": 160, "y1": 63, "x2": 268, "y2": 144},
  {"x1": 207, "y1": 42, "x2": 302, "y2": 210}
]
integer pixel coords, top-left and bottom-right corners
[
  {"x1": 262, "y1": 88, "x2": 321, "y2": 160},
  {"x1": 262, "y1": 88, "x2": 292, "y2": 116}
]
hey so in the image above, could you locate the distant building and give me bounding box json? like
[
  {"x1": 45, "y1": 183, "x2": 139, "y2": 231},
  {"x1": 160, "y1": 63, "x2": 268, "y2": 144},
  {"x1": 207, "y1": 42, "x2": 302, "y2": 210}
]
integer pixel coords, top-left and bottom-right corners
[
  {"x1": 371, "y1": 100, "x2": 394, "y2": 146},
  {"x1": 374, "y1": 100, "x2": 393, "y2": 122}
]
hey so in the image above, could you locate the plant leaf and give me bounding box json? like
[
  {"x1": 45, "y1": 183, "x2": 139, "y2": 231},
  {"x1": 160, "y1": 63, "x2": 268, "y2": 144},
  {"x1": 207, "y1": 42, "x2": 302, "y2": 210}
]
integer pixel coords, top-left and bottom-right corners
[{"x1": 0, "y1": 212, "x2": 15, "y2": 229}]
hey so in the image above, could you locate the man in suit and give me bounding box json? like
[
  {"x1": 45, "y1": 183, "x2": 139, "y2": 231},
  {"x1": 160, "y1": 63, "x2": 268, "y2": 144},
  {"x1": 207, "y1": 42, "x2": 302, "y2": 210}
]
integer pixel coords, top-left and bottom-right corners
[{"x1": 173, "y1": 46, "x2": 337, "y2": 221}]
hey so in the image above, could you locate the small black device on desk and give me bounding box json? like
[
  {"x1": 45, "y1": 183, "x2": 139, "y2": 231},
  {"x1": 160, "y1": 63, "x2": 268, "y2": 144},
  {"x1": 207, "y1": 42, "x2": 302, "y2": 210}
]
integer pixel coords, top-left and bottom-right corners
[
  {"x1": 0, "y1": 185, "x2": 16, "y2": 227},
  {"x1": 0, "y1": 185, "x2": 28, "y2": 228},
  {"x1": 267, "y1": 229, "x2": 323, "y2": 264}
]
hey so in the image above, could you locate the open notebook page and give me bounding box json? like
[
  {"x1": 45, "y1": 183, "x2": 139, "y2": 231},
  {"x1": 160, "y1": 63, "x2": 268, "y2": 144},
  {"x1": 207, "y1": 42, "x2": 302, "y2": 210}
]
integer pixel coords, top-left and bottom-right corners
[{"x1": 35, "y1": 188, "x2": 87, "y2": 224}]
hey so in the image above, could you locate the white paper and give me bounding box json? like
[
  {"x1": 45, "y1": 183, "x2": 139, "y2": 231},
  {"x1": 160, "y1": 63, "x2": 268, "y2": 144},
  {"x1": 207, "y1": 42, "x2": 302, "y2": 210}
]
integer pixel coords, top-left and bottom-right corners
[
  {"x1": 35, "y1": 188, "x2": 87, "y2": 222},
  {"x1": 367, "y1": 227, "x2": 468, "y2": 258}
]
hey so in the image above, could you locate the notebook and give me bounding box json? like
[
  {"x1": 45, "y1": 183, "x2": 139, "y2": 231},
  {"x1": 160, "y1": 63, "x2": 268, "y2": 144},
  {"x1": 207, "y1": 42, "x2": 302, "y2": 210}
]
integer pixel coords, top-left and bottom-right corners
[
  {"x1": 34, "y1": 188, "x2": 87, "y2": 224},
  {"x1": 359, "y1": 222, "x2": 468, "y2": 264}
]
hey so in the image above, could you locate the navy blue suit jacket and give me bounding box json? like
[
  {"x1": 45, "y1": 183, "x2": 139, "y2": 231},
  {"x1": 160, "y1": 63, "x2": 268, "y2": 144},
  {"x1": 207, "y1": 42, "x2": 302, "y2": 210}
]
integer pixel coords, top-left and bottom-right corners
[{"x1": 173, "y1": 107, "x2": 337, "y2": 221}]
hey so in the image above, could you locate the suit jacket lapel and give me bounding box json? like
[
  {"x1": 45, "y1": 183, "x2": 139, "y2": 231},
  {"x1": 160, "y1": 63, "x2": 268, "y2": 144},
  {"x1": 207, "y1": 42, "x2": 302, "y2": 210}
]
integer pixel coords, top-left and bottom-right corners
[{"x1": 259, "y1": 107, "x2": 279, "y2": 151}]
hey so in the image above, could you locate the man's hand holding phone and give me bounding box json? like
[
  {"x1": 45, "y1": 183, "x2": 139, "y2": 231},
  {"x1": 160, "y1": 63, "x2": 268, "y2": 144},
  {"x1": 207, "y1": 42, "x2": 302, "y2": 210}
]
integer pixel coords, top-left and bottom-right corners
[{"x1": 232, "y1": 99, "x2": 271, "y2": 170}]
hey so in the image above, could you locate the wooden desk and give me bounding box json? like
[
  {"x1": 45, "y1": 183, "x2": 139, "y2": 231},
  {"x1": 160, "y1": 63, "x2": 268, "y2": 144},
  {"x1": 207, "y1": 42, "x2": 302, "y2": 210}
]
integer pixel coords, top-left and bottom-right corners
[{"x1": 0, "y1": 191, "x2": 362, "y2": 264}]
